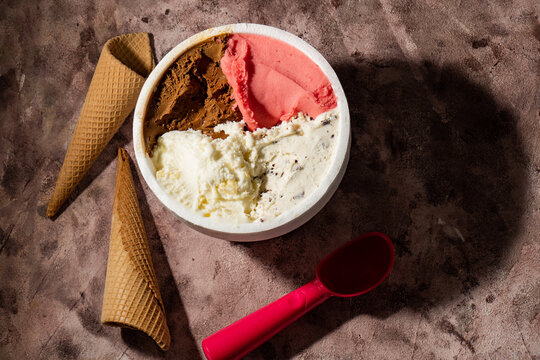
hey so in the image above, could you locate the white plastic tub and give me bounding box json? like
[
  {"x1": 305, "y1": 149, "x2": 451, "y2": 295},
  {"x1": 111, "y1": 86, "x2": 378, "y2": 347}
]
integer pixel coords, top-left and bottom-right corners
[{"x1": 133, "y1": 24, "x2": 350, "y2": 241}]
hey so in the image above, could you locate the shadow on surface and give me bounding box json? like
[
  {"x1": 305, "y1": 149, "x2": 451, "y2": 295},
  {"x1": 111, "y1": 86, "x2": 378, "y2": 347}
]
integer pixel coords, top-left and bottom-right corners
[
  {"x1": 121, "y1": 152, "x2": 202, "y2": 359},
  {"x1": 241, "y1": 60, "x2": 528, "y2": 359}
]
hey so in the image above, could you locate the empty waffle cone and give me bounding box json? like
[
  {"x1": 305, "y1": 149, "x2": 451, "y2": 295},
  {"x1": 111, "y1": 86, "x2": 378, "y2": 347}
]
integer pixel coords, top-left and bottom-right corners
[
  {"x1": 101, "y1": 148, "x2": 170, "y2": 351},
  {"x1": 46, "y1": 32, "x2": 154, "y2": 218}
]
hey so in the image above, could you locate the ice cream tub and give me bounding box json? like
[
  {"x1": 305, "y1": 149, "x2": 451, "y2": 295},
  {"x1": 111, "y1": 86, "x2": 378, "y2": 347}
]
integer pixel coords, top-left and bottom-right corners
[{"x1": 133, "y1": 23, "x2": 350, "y2": 241}]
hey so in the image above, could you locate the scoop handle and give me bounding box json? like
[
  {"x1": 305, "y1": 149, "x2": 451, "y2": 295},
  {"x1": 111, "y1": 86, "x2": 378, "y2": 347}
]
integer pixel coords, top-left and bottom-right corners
[{"x1": 202, "y1": 279, "x2": 331, "y2": 360}]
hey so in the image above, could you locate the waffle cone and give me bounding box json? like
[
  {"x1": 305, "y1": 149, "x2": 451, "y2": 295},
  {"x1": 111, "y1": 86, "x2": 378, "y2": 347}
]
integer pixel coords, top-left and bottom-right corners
[
  {"x1": 101, "y1": 148, "x2": 170, "y2": 351},
  {"x1": 47, "y1": 33, "x2": 154, "y2": 218}
]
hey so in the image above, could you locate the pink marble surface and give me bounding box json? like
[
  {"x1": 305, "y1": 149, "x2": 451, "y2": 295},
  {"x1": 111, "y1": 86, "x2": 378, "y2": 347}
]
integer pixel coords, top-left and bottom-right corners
[{"x1": 1, "y1": 0, "x2": 539, "y2": 359}]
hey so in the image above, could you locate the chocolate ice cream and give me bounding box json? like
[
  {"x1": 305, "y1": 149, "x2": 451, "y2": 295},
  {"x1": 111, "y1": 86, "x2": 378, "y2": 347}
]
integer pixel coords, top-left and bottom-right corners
[{"x1": 144, "y1": 34, "x2": 242, "y2": 152}]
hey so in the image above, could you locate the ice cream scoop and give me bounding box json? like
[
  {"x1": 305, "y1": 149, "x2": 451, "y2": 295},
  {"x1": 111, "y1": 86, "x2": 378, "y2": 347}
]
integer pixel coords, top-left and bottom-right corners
[{"x1": 202, "y1": 232, "x2": 395, "y2": 360}]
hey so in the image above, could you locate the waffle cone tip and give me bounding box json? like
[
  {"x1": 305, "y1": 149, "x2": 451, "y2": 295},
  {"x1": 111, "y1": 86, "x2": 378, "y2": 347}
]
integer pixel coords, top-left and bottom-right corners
[{"x1": 46, "y1": 198, "x2": 60, "y2": 218}]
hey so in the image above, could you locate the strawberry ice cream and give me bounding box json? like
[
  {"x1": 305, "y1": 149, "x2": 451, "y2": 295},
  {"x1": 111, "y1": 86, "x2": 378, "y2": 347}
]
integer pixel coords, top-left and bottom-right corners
[{"x1": 220, "y1": 34, "x2": 337, "y2": 130}]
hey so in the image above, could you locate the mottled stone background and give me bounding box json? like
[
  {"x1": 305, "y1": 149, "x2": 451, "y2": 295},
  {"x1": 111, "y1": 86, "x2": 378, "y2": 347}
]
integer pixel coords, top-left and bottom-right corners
[{"x1": 1, "y1": 0, "x2": 539, "y2": 359}]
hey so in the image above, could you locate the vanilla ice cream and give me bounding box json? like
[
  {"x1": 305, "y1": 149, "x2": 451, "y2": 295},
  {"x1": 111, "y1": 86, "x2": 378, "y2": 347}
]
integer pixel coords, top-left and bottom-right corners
[{"x1": 151, "y1": 111, "x2": 338, "y2": 223}]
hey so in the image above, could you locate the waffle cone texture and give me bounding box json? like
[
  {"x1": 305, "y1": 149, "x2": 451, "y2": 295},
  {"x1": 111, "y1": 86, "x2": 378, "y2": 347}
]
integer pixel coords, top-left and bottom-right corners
[
  {"x1": 46, "y1": 33, "x2": 154, "y2": 218},
  {"x1": 101, "y1": 148, "x2": 170, "y2": 351}
]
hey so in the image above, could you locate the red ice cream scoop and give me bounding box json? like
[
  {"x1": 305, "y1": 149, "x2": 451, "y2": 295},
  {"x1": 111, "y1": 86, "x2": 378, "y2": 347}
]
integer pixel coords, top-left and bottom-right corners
[{"x1": 202, "y1": 232, "x2": 395, "y2": 360}]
